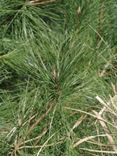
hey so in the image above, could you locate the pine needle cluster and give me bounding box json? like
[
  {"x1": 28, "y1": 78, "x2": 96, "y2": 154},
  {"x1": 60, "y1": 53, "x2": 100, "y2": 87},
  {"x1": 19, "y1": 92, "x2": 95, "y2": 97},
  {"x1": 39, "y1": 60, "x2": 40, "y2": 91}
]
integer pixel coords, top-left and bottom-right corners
[{"x1": 0, "y1": 0, "x2": 117, "y2": 155}]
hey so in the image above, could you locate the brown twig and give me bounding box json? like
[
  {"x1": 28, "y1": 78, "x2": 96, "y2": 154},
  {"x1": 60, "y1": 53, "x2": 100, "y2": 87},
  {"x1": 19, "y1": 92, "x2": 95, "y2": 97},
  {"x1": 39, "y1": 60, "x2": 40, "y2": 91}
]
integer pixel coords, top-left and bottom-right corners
[
  {"x1": 27, "y1": 102, "x2": 53, "y2": 136},
  {"x1": 70, "y1": 115, "x2": 86, "y2": 132},
  {"x1": 93, "y1": 110, "x2": 117, "y2": 152},
  {"x1": 28, "y1": 0, "x2": 57, "y2": 5}
]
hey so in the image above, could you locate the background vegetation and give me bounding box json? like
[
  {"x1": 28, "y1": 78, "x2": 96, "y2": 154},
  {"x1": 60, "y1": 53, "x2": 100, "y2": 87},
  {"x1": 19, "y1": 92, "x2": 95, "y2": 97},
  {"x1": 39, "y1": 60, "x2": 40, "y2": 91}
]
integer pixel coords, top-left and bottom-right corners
[{"x1": 0, "y1": 0, "x2": 117, "y2": 155}]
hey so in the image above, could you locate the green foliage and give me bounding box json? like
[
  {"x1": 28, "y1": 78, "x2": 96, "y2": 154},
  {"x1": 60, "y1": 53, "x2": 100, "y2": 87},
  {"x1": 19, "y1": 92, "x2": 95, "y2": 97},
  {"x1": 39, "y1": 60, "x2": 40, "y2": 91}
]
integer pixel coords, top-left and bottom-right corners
[{"x1": 0, "y1": 0, "x2": 117, "y2": 155}]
